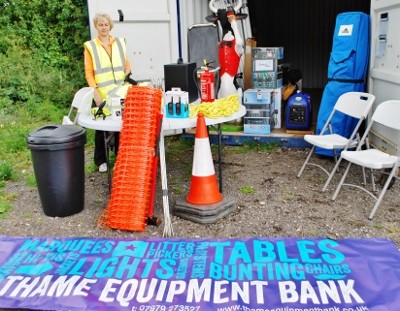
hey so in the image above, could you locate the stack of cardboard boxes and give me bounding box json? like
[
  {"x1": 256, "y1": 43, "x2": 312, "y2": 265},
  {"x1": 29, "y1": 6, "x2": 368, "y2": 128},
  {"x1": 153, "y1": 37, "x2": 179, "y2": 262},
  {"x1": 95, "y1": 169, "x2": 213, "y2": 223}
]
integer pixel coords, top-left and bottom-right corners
[{"x1": 243, "y1": 47, "x2": 284, "y2": 134}]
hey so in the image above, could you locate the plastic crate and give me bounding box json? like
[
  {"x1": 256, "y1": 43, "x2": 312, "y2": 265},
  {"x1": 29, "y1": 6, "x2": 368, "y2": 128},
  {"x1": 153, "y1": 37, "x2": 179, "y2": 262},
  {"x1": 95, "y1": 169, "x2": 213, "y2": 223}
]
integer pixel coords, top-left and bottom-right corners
[
  {"x1": 244, "y1": 89, "x2": 272, "y2": 105},
  {"x1": 246, "y1": 109, "x2": 273, "y2": 118},
  {"x1": 244, "y1": 117, "x2": 273, "y2": 134}
]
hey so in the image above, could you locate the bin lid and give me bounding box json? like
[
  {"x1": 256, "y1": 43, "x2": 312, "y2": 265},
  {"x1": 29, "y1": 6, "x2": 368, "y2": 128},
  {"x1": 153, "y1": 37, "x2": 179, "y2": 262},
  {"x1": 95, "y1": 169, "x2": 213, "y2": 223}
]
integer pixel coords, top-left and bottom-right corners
[{"x1": 27, "y1": 124, "x2": 86, "y2": 145}]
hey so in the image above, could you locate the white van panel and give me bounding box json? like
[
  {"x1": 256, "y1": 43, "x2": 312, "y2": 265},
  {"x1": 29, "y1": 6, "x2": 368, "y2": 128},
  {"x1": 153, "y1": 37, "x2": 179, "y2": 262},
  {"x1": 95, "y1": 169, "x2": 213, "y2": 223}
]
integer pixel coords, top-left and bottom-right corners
[
  {"x1": 369, "y1": 0, "x2": 400, "y2": 154},
  {"x1": 87, "y1": 0, "x2": 179, "y2": 81}
]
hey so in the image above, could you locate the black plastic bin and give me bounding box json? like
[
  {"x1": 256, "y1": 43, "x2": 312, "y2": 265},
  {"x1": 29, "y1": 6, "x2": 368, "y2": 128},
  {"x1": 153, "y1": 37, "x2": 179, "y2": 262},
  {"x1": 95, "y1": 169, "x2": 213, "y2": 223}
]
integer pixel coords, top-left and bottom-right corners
[{"x1": 27, "y1": 124, "x2": 86, "y2": 217}]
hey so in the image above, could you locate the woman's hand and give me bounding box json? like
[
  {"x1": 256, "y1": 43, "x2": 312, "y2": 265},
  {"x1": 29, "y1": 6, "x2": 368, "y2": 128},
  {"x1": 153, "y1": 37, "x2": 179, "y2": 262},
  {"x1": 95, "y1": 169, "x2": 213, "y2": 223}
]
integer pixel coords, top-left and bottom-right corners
[{"x1": 93, "y1": 88, "x2": 103, "y2": 106}]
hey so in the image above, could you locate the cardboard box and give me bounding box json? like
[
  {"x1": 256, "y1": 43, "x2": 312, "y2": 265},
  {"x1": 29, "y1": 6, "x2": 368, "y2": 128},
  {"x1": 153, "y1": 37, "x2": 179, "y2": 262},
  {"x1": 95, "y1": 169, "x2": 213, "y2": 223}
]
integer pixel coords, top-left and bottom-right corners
[
  {"x1": 111, "y1": 97, "x2": 124, "y2": 119},
  {"x1": 164, "y1": 88, "x2": 189, "y2": 118},
  {"x1": 244, "y1": 38, "x2": 257, "y2": 90}
]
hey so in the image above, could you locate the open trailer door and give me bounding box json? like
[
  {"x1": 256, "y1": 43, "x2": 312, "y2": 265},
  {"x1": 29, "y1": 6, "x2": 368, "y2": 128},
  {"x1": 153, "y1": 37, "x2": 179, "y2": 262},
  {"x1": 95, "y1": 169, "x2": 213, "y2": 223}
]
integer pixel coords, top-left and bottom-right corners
[{"x1": 369, "y1": 0, "x2": 400, "y2": 153}]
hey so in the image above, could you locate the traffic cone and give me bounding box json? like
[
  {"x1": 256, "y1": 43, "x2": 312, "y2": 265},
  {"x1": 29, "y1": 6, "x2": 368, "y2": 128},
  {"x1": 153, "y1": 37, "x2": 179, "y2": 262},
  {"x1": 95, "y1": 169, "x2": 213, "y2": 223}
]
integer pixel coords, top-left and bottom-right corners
[{"x1": 186, "y1": 113, "x2": 223, "y2": 205}]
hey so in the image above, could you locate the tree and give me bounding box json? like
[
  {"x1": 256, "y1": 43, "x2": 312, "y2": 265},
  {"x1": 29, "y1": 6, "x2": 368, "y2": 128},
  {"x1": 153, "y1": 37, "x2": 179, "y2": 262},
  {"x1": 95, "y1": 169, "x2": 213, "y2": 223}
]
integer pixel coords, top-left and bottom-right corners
[{"x1": 0, "y1": 0, "x2": 90, "y2": 107}]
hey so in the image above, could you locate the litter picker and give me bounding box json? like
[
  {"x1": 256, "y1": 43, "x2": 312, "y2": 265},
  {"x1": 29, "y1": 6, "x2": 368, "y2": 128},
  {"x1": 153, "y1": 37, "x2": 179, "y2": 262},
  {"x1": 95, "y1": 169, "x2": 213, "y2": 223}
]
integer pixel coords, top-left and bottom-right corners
[
  {"x1": 159, "y1": 122, "x2": 174, "y2": 237},
  {"x1": 147, "y1": 113, "x2": 163, "y2": 226}
]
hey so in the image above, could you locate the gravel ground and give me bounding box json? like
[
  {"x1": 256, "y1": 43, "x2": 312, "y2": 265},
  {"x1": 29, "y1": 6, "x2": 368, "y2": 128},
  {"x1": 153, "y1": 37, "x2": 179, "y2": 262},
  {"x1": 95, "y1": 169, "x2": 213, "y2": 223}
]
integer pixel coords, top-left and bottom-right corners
[{"x1": 2, "y1": 142, "x2": 399, "y2": 247}]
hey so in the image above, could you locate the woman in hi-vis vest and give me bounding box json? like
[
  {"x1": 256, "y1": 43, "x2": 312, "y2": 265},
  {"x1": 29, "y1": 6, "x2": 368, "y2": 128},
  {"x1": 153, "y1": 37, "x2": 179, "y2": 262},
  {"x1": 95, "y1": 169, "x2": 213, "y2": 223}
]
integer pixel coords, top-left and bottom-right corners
[{"x1": 84, "y1": 12, "x2": 131, "y2": 173}]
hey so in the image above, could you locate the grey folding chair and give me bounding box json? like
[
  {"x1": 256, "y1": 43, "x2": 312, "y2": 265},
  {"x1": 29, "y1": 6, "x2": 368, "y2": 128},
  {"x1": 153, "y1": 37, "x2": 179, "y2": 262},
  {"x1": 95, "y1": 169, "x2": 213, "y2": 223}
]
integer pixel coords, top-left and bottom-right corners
[
  {"x1": 297, "y1": 91, "x2": 375, "y2": 191},
  {"x1": 332, "y1": 100, "x2": 400, "y2": 219},
  {"x1": 188, "y1": 23, "x2": 219, "y2": 69},
  {"x1": 62, "y1": 87, "x2": 94, "y2": 125}
]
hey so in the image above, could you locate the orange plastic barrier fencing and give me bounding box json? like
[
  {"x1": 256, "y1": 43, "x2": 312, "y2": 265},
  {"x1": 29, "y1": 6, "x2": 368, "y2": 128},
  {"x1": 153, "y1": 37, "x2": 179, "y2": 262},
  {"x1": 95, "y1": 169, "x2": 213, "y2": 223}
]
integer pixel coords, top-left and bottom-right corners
[{"x1": 98, "y1": 86, "x2": 162, "y2": 231}]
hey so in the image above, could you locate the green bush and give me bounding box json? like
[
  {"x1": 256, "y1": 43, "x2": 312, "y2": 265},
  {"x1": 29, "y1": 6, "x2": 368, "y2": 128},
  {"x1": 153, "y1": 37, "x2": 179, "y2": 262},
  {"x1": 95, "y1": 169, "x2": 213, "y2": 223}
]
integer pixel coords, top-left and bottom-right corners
[
  {"x1": 0, "y1": 0, "x2": 92, "y2": 177},
  {"x1": 0, "y1": 0, "x2": 90, "y2": 108}
]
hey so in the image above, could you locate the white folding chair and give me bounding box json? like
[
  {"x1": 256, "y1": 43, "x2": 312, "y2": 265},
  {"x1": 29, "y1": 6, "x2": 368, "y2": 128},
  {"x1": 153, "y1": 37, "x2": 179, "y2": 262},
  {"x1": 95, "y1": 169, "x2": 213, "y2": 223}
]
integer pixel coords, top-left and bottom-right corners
[
  {"x1": 62, "y1": 87, "x2": 94, "y2": 125},
  {"x1": 332, "y1": 100, "x2": 400, "y2": 220},
  {"x1": 297, "y1": 92, "x2": 375, "y2": 191}
]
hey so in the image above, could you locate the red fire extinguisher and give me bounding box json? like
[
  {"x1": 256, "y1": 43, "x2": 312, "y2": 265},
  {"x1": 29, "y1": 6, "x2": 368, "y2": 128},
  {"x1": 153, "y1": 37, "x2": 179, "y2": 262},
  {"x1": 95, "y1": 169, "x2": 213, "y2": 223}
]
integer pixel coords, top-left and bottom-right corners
[{"x1": 199, "y1": 61, "x2": 215, "y2": 103}]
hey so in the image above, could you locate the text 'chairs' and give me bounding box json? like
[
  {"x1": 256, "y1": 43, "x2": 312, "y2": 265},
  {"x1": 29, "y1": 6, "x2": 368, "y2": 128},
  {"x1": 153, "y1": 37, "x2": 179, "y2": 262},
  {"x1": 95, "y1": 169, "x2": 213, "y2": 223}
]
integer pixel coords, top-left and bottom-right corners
[
  {"x1": 62, "y1": 87, "x2": 94, "y2": 125},
  {"x1": 332, "y1": 100, "x2": 400, "y2": 220},
  {"x1": 297, "y1": 92, "x2": 376, "y2": 191}
]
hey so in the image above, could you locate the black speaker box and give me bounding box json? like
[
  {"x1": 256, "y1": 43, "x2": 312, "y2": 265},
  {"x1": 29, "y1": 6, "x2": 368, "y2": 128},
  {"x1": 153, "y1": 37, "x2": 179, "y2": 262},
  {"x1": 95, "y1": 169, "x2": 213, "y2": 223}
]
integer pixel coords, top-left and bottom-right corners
[{"x1": 164, "y1": 62, "x2": 198, "y2": 103}]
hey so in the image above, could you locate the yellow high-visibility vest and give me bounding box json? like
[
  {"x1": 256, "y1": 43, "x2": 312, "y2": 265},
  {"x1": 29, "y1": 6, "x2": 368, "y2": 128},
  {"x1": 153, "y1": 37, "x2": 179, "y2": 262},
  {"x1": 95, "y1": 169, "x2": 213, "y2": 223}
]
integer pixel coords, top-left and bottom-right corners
[{"x1": 84, "y1": 37, "x2": 127, "y2": 99}]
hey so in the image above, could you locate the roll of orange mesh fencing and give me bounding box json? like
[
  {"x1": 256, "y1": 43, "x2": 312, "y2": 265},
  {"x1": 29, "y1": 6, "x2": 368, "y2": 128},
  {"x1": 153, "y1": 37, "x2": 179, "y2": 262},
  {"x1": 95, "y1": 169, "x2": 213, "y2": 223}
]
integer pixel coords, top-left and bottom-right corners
[{"x1": 98, "y1": 86, "x2": 162, "y2": 231}]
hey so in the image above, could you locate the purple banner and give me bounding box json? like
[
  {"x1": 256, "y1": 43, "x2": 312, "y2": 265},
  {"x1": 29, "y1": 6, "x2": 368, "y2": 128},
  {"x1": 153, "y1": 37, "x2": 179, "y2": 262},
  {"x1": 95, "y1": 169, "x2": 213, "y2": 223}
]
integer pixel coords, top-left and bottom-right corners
[{"x1": 0, "y1": 236, "x2": 399, "y2": 310}]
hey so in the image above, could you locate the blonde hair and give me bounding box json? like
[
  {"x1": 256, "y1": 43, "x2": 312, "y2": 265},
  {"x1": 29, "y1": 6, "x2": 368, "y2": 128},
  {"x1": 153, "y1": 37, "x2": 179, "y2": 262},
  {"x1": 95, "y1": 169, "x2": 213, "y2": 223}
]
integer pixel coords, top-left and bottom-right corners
[{"x1": 93, "y1": 13, "x2": 114, "y2": 30}]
